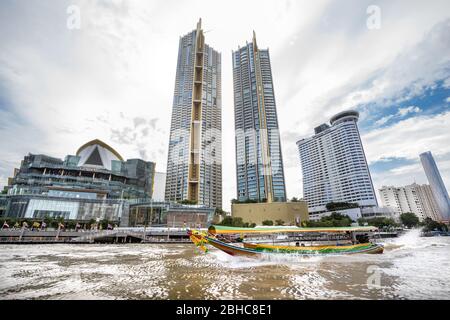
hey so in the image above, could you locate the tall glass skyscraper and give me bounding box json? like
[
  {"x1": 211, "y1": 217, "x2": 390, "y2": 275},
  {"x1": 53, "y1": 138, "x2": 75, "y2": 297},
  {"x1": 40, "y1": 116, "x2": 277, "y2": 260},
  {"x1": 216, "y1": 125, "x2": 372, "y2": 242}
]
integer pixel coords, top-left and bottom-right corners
[
  {"x1": 420, "y1": 151, "x2": 450, "y2": 221},
  {"x1": 232, "y1": 32, "x2": 287, "y2": 203},
  {"x1": 297, "y1": 110, "x2": 377, "y2": 214},
  {"x1": 165, "y1": 19, "x2": 222, "y2": 209}
]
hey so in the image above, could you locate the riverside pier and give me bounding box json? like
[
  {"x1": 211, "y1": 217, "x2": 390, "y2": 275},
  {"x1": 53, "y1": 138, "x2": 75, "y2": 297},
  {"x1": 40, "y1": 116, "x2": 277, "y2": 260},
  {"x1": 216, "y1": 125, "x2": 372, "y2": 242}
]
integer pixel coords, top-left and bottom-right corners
[{"x1": 0, "y1": 227, "x2": 193, "y2": 244}]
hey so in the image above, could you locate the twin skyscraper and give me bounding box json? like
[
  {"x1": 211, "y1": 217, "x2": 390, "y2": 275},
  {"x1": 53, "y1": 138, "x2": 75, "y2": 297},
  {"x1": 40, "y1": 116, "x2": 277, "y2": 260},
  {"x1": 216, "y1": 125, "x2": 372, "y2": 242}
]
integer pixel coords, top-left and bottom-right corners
[{"x1": 165, "y1": 19, "x2": 286, "y2": 209}]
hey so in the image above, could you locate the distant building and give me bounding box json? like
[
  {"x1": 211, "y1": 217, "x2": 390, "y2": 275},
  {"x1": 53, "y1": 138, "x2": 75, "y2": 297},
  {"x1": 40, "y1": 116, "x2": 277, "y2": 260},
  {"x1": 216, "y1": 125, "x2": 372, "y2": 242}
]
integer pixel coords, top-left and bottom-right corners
[
  {"x1": 4, "y1": 194, "x2": 128, "y2": 225},
  {"x1": 414, "y1": 183, "x2": 442, "y2": 222},
  {"x1": 297, "y1": 110, "x2": 377, "y2": 216},
  {"x1": 1, "y1": 140, "x2": 216, "y2": 227},
  {"x1": 7, "y1": 139, "x2": 155, "y2": 200},
  {"x1": 0, "y1": 195, "x2": 7, "y2": 217},
  {"x1": 2, "y1": 139, "x2": 155, "y2": 225},
  {"x1": 152, "y1": 172, "x2": 166, "y2": 202},
  {"x1": 232, "y1": 31, "x2": 287, "y2": 203},
  {"x1": 308, "y1": 206, "x2": 396, "y2": 222},
  {"x1": 420, "y1": 151, "x2": 450, "y2": 221},
  {"x1": 127, "y1": 199, "x2": 214, "y2": 228},
  {"x1": 379, "y1": 183, "x2": 441, "y2": 222},
  {"x1": 165, "y1": 19, "x2": 222, "y2": 209},
  {"x1": 231, "y1": 201, "x2": 308, "y2": 226}
]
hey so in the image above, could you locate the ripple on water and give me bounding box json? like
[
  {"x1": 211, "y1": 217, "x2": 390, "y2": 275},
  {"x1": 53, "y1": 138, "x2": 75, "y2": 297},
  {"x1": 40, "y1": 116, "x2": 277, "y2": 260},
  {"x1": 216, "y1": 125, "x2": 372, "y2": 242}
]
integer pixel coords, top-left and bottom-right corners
[{"x1": 1, "y1": 235, "x2": 449, "y2": 300}]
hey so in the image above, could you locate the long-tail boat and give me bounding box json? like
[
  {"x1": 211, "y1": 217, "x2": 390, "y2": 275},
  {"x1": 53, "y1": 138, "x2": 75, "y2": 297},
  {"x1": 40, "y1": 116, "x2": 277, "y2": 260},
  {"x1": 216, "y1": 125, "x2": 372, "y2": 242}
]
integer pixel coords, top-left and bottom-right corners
[{"x1": 188, "y1": 225, "x2": 383, "y2": 257}]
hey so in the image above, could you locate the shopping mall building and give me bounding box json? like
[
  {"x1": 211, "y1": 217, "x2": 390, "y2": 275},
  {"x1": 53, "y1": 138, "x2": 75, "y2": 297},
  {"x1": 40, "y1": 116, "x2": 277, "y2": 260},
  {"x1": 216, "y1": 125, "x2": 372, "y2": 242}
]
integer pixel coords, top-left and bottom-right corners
[{"x1": 1, "y1": 139, "x2": 214, "y2": 227}]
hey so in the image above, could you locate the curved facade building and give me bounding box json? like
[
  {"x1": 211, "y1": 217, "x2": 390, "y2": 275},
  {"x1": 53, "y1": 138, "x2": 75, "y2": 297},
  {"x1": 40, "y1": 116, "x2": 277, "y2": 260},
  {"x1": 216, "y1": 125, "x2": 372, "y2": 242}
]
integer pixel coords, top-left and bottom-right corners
[
  {"x1": 297, "y1": 110, "x2": 377, "y2": 214},
  {"x1": 8, "y1": 139, "x2": 155, "y2": 200},
  {"x1": 420, "y1": 151, "x2": 450, "y2": 221}
]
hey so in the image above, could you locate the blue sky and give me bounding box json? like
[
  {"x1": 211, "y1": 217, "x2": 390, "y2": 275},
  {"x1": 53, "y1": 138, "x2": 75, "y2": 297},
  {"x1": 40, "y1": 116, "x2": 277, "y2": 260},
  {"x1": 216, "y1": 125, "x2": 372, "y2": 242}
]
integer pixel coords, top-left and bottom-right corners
[{"x1": 0, "y1": 0, "x2": 449, "y2": 210}]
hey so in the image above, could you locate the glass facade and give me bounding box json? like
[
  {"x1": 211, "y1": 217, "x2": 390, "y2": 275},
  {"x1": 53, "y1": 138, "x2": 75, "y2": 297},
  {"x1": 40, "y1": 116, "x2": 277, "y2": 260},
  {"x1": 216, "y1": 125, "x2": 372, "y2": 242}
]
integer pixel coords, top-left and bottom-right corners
[
  {"x1": 420, "y1": 151, "x2": 450, "y2": 221},
  {"x1": 165, "y1": 20, "x2": 222, "y2": 209},
  {"x1": 5, "y1": 195, "x2": 126, "y2": 223},
  {"x1": 232, "y1": 33, "x2": 287, "y2": 202},
  {"x1": 8, "y1": 148, "x2": 155, "y2": 200}
]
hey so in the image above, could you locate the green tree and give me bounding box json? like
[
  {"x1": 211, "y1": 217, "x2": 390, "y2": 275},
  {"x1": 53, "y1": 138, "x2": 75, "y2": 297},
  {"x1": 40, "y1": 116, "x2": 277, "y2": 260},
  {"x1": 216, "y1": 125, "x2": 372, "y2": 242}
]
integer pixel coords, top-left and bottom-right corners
[
  {"x1": 219, "y1": 216, "x2": 233, "y2": 226},
  {"x1": 242, "y1": 222, "x2": 257, "y2": 228},
  {"x1": 218, "y1": 217, "x2": 245, "y2": 227},
  {"x1": 262, "y1": 220, "x2": 274, "y2": 226},
  {"x1": 400, "y1": 212, "x2": 420, "y2": 228},
  {"x1": 325, "y1": 202, "x2": 359, "y2": 211},
  {"x1": 290, "y1": 197, "x2": 299, "y2": 202},
  {"x1": 66, "y1": 221, "x2": 77, "y2": 230},
  {"x1": 88, "y1": 218, "x2": 96, "y2": 229},
  {"x1": 305, "y1": 212, "x2": 353, "y2": 227},
  {"x1": 43, "y1": 216, "x2": 54, "y2": 227},
  {"x1": 215, "y1": 208, "x2": 226, "y2": 215},
  {"x1": 358, "y1": 217, "x2": 398, "y2": 229},
  {"x1": 179, "y1": 199, "x2": 198, "y2": 205},
  {"x1": 231, "y1": 217, "x2": 244, "y2": 227},
  {"x1": 422, "y1": 217, "x2": 448, "y2": 232},
  {"x1": 275, "y1": 219, "x2": 284, "y2": 226}
]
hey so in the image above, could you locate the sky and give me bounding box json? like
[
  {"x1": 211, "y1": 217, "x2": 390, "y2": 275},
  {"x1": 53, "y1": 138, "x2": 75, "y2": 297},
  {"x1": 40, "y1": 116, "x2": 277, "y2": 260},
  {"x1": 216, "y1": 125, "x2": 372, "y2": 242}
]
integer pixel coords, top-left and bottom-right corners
[{"x1": 0, "y1": 0, "x2": 449, "y2": 211}]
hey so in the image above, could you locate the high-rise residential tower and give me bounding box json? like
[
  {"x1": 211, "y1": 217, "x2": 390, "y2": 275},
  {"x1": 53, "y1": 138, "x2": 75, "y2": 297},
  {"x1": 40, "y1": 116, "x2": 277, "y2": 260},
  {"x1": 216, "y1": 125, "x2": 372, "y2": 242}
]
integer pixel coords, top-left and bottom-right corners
[
  {"x1": 378, "y1": 183, "x2": 440, "y2": 221},
  {"x1": 414, "y1": 183, "x2": 442, "y2": 221},
  {"x1": 232, "y1": 32, "x2": 287, "y2": 203},
  {"x1": 165, "y1": 19, "x2": 222, "y2": 209},
  {"x1": 420, "y1": 151, "x2": 450, "y2": 221},
  {"x1": 297, "y1": 110, "x2": 377, "y2": 214}
]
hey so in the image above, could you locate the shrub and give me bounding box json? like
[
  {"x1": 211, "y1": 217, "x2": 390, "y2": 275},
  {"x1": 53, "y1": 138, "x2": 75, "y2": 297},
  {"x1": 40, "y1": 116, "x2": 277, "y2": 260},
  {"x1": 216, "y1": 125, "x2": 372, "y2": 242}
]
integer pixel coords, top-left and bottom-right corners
[
  {"x1": 325, "y1": 202, "x2": 359, "y2": 211},
  {"x1": 262, "y1": 220, "x2": 274, "y2": 226}
]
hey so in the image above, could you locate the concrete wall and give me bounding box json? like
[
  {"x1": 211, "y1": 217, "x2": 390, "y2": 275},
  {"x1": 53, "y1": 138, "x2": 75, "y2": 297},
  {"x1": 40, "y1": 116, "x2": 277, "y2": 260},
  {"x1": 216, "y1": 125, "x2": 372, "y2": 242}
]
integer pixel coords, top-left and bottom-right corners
[{"x1": 231, "y1": 202, "x2": 309, "y2": 225}]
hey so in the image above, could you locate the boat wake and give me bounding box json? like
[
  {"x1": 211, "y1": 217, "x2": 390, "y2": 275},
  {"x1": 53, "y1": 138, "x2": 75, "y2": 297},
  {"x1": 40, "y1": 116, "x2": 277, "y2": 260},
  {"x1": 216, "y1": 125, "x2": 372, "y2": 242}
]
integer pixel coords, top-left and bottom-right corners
[
  {"x1": 383, "y1": 228, "x2": 449, "y2": 252},
  {"x1": 197, "y1": 247, "x2": 334, "y2": 269}
]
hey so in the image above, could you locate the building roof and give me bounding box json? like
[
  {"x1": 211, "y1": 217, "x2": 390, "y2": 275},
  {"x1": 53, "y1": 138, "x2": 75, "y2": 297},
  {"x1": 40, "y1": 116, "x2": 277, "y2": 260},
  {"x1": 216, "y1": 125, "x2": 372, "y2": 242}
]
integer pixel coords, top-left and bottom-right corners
[
  {"x1": 76, "y1": 139, "x2": 123, "y2": 161},
  {"x1": 330, "y1": 110, "x2": 359, "y2": 125},
  {"x1": 76, "y1": 139, "x2": 124, "y2": 170}
]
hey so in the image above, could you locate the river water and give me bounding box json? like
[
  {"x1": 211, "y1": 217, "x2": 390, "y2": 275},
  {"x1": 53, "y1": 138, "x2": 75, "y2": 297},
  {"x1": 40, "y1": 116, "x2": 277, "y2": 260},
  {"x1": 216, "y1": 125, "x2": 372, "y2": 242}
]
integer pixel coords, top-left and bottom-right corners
[{"x1": 0, "y1": 229, "x2": 449, "y2": 300}]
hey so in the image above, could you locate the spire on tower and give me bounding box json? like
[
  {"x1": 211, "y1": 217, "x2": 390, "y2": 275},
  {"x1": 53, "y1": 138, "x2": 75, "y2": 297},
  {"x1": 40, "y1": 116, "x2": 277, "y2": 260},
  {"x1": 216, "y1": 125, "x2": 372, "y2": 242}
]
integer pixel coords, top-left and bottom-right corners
[{"x1": 252, "y1": 30, "x2": 258, "y2": 51}]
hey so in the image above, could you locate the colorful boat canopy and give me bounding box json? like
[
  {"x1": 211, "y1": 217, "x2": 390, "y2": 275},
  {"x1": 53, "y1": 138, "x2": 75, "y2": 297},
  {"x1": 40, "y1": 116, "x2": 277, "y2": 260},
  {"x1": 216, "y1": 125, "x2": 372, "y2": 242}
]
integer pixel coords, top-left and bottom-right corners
[{"x1": 207, "y1": 225, "x2": 378, "y2": 234}]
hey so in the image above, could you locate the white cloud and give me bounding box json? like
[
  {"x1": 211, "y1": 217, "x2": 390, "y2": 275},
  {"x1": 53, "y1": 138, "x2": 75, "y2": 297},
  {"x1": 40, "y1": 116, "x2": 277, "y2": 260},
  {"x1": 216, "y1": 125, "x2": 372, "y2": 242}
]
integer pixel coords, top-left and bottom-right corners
[
  {"x1": 363, "y1": 111, "x2": 450, "y2": 164},
  {"x1": 375, "y1": 114, "x2": 394, "y2": 126},
  {"x1": 362, "y1": 110, "x2": 450, "y2": 197},
  {"x1": 374, "y1": 105, "x2": 421, "y2": 126},
  {"x1": 372, "y1": 158, "x2": 450, "y2": 203},
  {"x1": 397, "y1": 106, "x2": 421, "y2": 117}
]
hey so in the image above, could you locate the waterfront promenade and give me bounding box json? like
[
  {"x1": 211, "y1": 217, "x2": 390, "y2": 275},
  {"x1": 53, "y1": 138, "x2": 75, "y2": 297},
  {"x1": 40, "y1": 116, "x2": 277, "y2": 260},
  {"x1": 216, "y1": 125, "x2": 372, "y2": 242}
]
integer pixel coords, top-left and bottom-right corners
[
  {"x1": 0, "y1": 227, "x2": 193, "y2": 244},
  {"x1": 0, "y1": 227, "x2": 403, "y2": 244}
]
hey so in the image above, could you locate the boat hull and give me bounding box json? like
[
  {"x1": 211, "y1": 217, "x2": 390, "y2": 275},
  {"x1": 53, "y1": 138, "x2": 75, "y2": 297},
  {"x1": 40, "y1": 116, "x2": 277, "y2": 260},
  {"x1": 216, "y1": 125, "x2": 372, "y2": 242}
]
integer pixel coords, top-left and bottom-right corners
[{"x1": 206, "y1": 236, "x2": 383, "y2": 257}]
